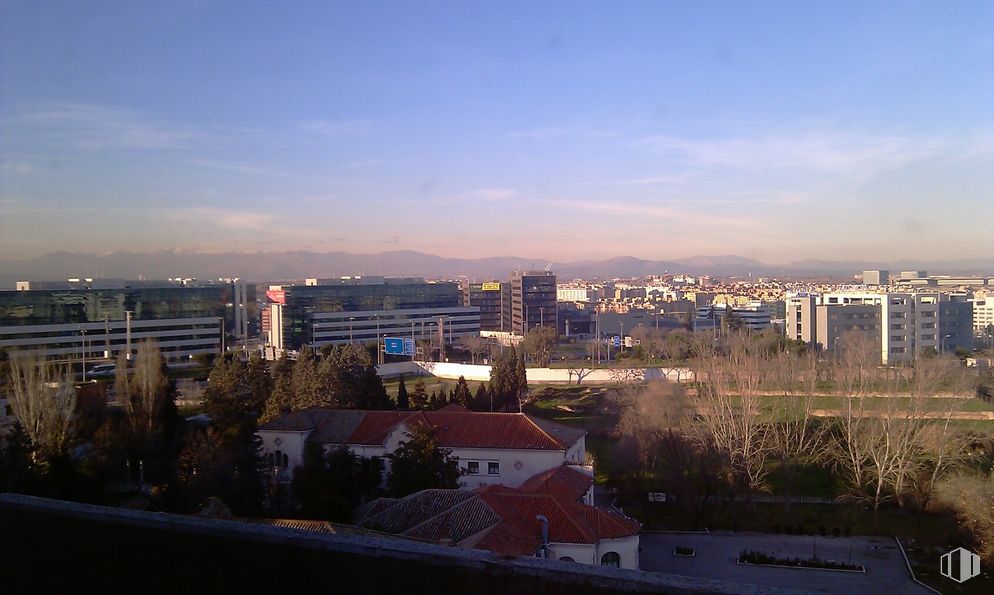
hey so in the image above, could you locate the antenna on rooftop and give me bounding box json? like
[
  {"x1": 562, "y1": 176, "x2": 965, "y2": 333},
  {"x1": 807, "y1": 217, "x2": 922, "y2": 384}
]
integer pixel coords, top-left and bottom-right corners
[{"x1": 544, "y1": 262, "x2": 553, "y2": 272}]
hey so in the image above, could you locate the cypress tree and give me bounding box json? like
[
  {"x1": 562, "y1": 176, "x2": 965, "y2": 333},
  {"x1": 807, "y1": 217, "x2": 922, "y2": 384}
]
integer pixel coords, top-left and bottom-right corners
[{"x1": 396, "y1": 375, "x2": 410, "y2": 410}]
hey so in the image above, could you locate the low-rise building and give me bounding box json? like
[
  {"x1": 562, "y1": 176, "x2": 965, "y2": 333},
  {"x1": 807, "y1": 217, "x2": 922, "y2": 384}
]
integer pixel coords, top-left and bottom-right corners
[{"x1": 257, "y1": 407, "x2": 589, "y2": 489}]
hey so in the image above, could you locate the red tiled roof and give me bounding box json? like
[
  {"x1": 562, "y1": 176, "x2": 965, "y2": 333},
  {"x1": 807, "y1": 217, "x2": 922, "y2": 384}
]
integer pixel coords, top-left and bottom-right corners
[
  {"x1": 358, "y1": 480, "x2": 639, "y2": 559},
  {"x1": 347, "y1": 411, "x2": 420, "y2": 445},
  {"x1": 420, "y1": 412, "x2": 580, "y2": 450},
  {"x1": 518, "y1": 465, "x2": 593, "y2": 502},
  {"x1": 262, "y1": 408, "x2": 586, "y2": 451}
]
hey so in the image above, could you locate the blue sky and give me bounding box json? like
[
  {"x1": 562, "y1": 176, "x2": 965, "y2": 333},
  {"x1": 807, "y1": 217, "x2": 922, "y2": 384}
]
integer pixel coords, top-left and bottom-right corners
[{"x1": 1, "y1": 1, "x2": 992, "y2": 263}]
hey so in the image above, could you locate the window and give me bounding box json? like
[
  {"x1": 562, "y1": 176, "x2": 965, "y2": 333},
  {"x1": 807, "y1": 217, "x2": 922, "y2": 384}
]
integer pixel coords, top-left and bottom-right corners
[
  {"x1": 890, "y1": 347, "x2": 906, "y2": 354},
  {"x1": 600, "y1": 552, "x2": 621, "y2": 568},
  {"x1": 891, "y1": 324, "x2": 905, "y2": 330},
  {"x1": 921, "y1": 322, "x2": 935, "y2": 329},
  {"x1": 488, "y1": 462, "x2": 500, "y2": 475},
  {"x1": 273, "y1": 449, "x2": 284, "y2": 468},
  {"x1": 467, "y1": 461, "x2": 479, "y2": 474},
  {"x1": 922, "y1": 334, "x2": 935, "y2": 340},
  {"x1": 890, "y1": 335, "x2": 903, "y2": 342}
]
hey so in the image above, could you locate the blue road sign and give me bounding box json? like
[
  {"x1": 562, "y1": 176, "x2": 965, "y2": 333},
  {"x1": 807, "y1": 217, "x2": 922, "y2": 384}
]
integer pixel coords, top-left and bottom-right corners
[
  {"x1": 384, "y1": 337, "x2": 406, "y2": 355},
  {"x1": 404, "y1": 338, "x2": 415, "y2": 356},
  {"x1": 613, "y1": 336, "x2": 621, "y2": 347}
]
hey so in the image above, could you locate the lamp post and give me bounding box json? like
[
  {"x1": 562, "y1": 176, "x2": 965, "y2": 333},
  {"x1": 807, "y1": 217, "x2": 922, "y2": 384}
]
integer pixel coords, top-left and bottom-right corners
[
  {"x1": 79, "y1": 326, "x2": 87, "y2": 380},
  {"x1": 940, "y1": 333, "x2": 951, "y2": 354},
  {"x1": 348, "y1": 317, "x2": 354, "y2": 344},
  {"x1": 539, "y1": 307, "x2": 544, "y2": 328}
]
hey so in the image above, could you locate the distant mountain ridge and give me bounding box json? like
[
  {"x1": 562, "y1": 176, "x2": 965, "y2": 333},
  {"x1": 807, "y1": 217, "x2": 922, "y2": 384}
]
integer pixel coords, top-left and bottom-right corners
[{"x1": 0, "y1": 250, "x2": 991, "y2": 287}]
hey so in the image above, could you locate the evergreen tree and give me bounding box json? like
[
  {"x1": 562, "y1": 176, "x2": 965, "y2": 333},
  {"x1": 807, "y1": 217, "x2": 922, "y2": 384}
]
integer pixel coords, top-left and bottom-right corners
[
  {"x1": 452, "y1": 376, "x2": 472, "y2": 408},
  {"x1": 261, "y1": 353, "x2": 294, "y2": 423},
  {"x1": 515, "y1": 352, "x2": 528, "y2": 409},
  {"x1": 396, "y1": 375, "x2": 410, "y2": 410},
  {"x1": 290, "y1": 347, "x2": 321, "y2": 410},
  {"x1": 410, "y1": 379, "x2": 429, "y2": 410},
  {"x1": 0, "y1": 422, "x2": 37, "y2": 493},
  {"x1": 291, "y1": 443, "x2": 382, "y2": 522},
  {"x1": 428, "y1": 390, "x2": 442, "y2": 410},
  {"x1": 471, "y1": 383, "x2": 491, "y2": 412},
  {"x1": 387, "y1": 426, "x2": 461, "y2": 497}
]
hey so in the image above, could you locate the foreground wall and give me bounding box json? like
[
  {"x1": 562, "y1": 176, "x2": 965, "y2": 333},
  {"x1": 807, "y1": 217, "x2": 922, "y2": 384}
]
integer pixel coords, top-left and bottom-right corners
[{"x1": 0, "y1": 494, "x2": 802, "y2": 595}]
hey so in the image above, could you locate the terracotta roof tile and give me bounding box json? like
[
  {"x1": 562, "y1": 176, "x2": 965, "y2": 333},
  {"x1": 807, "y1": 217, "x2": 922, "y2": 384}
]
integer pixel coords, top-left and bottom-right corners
[{"x1": 518, "y1": 465, "x2": 593, "y2": 502}]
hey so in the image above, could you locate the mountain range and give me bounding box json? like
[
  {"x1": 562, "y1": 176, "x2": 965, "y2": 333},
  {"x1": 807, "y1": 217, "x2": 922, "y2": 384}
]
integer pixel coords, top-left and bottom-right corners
[{"x1": 1, "y1": 250, "x2": 992, "y2": 287}]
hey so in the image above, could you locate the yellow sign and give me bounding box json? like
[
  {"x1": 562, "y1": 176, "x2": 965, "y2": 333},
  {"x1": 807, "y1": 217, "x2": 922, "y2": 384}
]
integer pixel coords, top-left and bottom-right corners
[{"x1": 481, "y1": 282, "x2": 501, "y2": 291}]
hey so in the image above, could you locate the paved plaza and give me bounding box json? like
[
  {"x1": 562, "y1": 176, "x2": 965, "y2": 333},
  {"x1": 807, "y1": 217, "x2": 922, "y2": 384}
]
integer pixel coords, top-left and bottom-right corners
[{"x1": 639, "y1": 532, "x2": 934, "y2": 595}]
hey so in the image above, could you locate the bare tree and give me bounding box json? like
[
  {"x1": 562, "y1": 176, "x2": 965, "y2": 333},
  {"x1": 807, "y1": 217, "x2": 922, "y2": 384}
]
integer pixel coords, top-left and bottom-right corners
[
  {"x1": 768, "y1": 351, "x2": 826, "y2": 510},
  {"x1": 688, "y1": 334, "x2": 772, "y2": 500},
  {"x1": 117, "y1": 340, "x2": 170, "y2": 436},
  {"x1": 461, "y1": 336, "x2": 489, "y2": 365},
  {"x1": 7, "y1": 353, "x2": 77, "y2": 459}
]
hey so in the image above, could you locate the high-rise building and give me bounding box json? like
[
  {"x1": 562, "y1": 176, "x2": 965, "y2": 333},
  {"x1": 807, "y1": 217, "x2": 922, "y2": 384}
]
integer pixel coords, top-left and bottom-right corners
[
  {"x1": 460, "y1": 281, "x2": 505, "y2": 331},
  {"x1": 510, "y1": 270, "x2": 557, "y2": 335}
]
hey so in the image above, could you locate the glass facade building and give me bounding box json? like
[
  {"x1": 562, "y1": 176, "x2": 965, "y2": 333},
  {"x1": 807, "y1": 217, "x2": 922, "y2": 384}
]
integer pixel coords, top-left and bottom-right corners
[
  {"x1": 279, "y1": 281, "x2": 464, "y2": 349},
  {"x1": 0, "y1": 283, "x2": 256, "y2": 361}
]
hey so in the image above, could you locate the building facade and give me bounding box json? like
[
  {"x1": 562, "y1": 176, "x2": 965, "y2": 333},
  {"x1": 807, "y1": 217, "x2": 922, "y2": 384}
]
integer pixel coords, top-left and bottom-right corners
[
  {"x1": 0, "y1": 282, "x2": 253, "y2": 361},
  {"x1": 275, "y1": 279, "x2": 475, "y2": 350},
  {"x1": 461, "y1": 281, "x2": 505, "y2": 331},
  {"x1": 785, "y1": 291, "x2": 973, "y2": 362},
  {"x1": 510, "y1": 271, "x2": 557, "y2": 336}
]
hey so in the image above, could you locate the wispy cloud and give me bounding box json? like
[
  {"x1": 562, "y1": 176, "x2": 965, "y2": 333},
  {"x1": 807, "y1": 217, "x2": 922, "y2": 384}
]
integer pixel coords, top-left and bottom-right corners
[
  {"x1": 163, "y1": 207, "x2": 278, "y2": 232},
  {"x1": 636, "y1": 130, "x2": 951, "y2": 179},
  {"x1": 0, "y1": 160, "x2": 35, "y2": 175},
  {"x1": 187, "y1": 159, "x2": 292, "y2": 177},
  {"x1": 462, "y1": 188, "x2": 518, "y2": 200},
  {"x1": 502, "y1": 126, "x2": 619, "y2": 141},
  {"x1": 7, "y1": 103, "x2": 200, "y2": 150},
  {"x1": 299, "y1": 119, "x2": 376, "y2": 135}
]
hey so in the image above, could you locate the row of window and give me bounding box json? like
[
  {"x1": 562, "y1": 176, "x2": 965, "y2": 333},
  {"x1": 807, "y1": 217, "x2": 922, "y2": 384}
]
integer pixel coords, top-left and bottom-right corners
[{"x1": 465, "y1": 461, "x2": 500, "y2": 475}]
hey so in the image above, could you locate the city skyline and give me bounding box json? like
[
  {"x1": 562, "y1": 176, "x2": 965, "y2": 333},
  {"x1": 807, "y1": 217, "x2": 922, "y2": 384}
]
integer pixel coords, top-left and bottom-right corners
[{"x1": 1, "y1": 1, "x2": 992, "y2": 262}]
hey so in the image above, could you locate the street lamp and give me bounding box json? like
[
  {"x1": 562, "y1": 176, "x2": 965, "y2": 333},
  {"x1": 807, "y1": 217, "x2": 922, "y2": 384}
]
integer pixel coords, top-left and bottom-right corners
[
  {"x1": 940, "y1": 334, "x2": 952, "y2": 353},
  {"x1": 349, "y1": 317, "x2": 355, "y2": 344}
]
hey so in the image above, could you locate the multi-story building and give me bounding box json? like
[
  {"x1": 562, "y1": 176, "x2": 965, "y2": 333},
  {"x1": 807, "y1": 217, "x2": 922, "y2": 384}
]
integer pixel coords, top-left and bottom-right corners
[
  {"x1": 272, "y1": 278, "x2": 479, "y2": 351},
  {"x1": 461, "y1": 281, "x2": 505, "y2": 331},
  {"x1": 556, "y1": 286, "x2": 593, "y2": 303},
  {"x1": 863, "y1": 270, "x2": 890, "y2": 286},
  {"x1": 974, "y1": 299, "x2": 994, "y2": 336},
  {"x1": 510, "y1": 270, "x2": 557, "y2": 335},
  {"x1": 0, "y1": 280, "x2": 255, "y2": 361},
  {"x1": 785, "y1": 291, "x2": 973, "y2": 362}
]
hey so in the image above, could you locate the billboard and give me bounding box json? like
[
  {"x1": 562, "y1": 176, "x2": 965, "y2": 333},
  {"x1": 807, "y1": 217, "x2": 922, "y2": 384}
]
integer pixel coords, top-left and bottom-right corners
[
  {"x1": 384, "y1": 337, "x2": 415, "y2": 356},
  {"x1": 481, "y1": 282, "x2": 501, "y2": 291},
  {"x1": 266, "y1": 289, "x2": 286, "y2": 304}
]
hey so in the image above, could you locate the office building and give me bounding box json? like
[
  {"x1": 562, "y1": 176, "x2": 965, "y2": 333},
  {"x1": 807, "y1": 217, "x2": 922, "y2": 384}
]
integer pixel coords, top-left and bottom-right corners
[
  {"x1": 461, "y1": 281, "x2": 505, "y2": 331},
  {"x1": 510, "y1": 270, "x2": 557, "y2": 335},
  {"x1": 785, "y1": 291, "x2": 973, "y2": 363},
  {"x1": 273, "y1": 278, "x2": 479, "y2": 350},
  {"x1": 0, "y1": 280, "x2": 255, "y2": 361}
]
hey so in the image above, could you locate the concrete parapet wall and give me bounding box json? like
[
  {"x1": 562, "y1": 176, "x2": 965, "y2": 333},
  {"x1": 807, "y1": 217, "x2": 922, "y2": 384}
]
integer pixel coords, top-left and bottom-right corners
[{"x1": 0, "y1": 494, "x2": 806, "y2": 595}]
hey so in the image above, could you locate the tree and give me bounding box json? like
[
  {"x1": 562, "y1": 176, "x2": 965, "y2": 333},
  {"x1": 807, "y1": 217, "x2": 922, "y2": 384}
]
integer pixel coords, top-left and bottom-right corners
[
  {"x1": 723, "y1": 309, "x2": 745, "y2": 333},
  {"x1": 462, "y1": 336, "x2": 489, "y2": 365},
  {"x1": 471, "y1": 383, "x2": 490, "y2": 412},
  {"x1": 409, "y1": 379, "x2": 429, "y2": 410},
  {"x1": 451, "y1": 376, "x2": 472, "y2": 408},
  {"x1": 290, "y1": 346, "x2": 321, "y2": 410},
  {"x1": 114, "y1": 341, "x2": 183, "y2": 483},
  {"x1": 0, "y1": 421, "x2": 37, "y2": 493},
  {"x1": 292, "y1": 442, "x2": 382, "y2": 521},
  {"x1": 936, "y1": 472, "x2": 994, "y2": 564},
  {"x1": 396, "y1": 375, "x2": 410, "y2": 410},
  {"x1": 260, "y1": 353, "x2": 294, "y2": 423},
  {"x1": 521, "y1": 326, "x2": 556, "y2": 366},
  {"x1": 7, "y1": 354, "x2": 77, "y2": 460},
  {"x1": 387, "y1": 426, "x2": 461, "y2": 497}
]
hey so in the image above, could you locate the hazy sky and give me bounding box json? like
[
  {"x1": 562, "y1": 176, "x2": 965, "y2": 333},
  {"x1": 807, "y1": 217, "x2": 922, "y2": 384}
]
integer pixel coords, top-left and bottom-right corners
[{"x1": 1, "y1": 1, "x2": 992, "y2": 263}]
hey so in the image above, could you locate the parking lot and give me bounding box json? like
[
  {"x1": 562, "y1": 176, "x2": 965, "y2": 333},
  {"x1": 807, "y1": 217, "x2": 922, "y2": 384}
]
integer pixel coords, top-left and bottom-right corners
[{"x1": 639, "y1": 532, "x2": 934, "y2": 595}]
